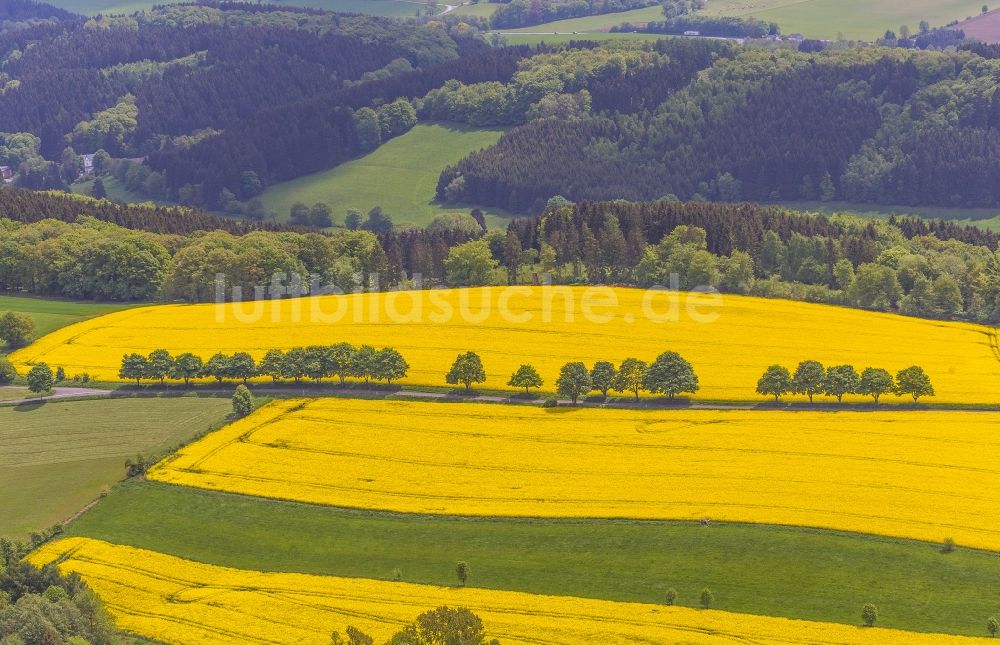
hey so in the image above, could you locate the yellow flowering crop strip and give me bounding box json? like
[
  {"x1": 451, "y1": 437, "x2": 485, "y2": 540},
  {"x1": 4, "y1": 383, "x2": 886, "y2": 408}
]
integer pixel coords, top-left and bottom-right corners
[
  {"x1": 150, "y1": 398, "x2": 1000, "y2": 550},
  {"x1": 29, "y1": 538, "x2": 995, "y2": 645},
  {"x1": 11, "y1": 287, "x2": 1000, "y2": 404}
]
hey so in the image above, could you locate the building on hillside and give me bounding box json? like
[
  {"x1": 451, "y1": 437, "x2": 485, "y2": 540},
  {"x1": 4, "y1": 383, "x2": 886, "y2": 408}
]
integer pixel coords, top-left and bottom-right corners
[
  {"x1": 81, "y1": 153, "x2": 95, "y2": 176},
  {"x1": 0, "y1": 166, "x2": 13, "y2": 184},
  {"x1": 684, "y1": 30, "x2": 700, "y2": 36}
]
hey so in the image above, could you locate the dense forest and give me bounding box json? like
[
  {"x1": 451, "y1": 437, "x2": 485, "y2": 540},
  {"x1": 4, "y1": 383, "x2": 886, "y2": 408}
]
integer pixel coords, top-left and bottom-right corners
[
  {"x1": 439, "y1": 45, "x2": 1000, "y2": 213},
  {"x1": 2, "y1": 189, "x2": 996, "y2": 325},
  {"x1": 7, "y1": 2, "x2": 1000, "y2": 220}
]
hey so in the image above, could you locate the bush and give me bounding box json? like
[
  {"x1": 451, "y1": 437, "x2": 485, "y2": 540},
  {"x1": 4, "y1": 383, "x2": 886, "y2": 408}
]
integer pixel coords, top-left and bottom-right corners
[
  {"x1": 699, "y1": 588, "x2": 713, "y2": 608},
  {"x1": 665, "y1": 588, "x2": 677, "y2": 605},
  {"x1": 232, "y1": 384, "x2": 254, "y2": 418},
  {"x1": 941, "y1": 537, "x2": 955, "y2": 553},
  {"x1": 988, "y1": 616, "x2": 999, "y2": 637},
  {"x1": 0, "y1": 356, "x2": 16, "y2": 385},
  {"x1": 861, "y1": 603, "x2": 878, "y2": 627},
  {"x1": 542, "y1": 396, "x2": 558, "y2": 408}
]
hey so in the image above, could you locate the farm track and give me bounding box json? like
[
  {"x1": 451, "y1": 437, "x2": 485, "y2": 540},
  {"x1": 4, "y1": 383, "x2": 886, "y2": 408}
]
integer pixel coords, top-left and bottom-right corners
[{"x1": 3, "y1": 383, "x2": 994, "y2": 413}]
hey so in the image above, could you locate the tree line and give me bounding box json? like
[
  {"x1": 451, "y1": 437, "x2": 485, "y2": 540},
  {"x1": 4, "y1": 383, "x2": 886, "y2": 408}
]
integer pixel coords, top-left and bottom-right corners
[
  {"x1": 439, "y1": 46, "x2": 1000, "y2": 212},
  {"x1": 756, "y1": 361, "x2": 935, "y2": 403},
  {"x1": 118, "y1": 344, "x2": 409, "y2": 386}
]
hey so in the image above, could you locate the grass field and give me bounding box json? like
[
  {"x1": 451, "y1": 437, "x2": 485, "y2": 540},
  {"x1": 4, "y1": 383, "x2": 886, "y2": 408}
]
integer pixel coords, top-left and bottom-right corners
[
  {"x1": 700, "y1": 0, "x2": 988, "y2": 40},
  {"x1": 505, "y1": 5, "x2": 664, "y2": 33},
  {"x1": 67, "y1": 480, "x2": 1000, "y2": 636},
  {"x1": 0, "y1": 295, "x2": 136, "y2": 346},
  {"x1": 776, "y1": 200, "x2": 1000, "y2": 232},
  {"x1": 70, "y1": 176, "x2": 176, "y2": 209},
  {"x1": 46, "y1": 0, "x2": 421, "y2": 17},
  {"x1": 32, "y1": 537, "x2": 995, "y2": 644},
  {"x1": 0, "y1": 397, "x2": 230, "y2": 538},
  {"x1": 500, "y1": 32, "x2": 669, "y2": 45},
  {"x1": 150, "y1": 397, "x2": 1000, "y2": 549},
  {"x1": 13, "y1": 288, "x2": 1000, "y2": 404},
  {"x1": 256, "y1": 123, "x2": 511, "y2": 229},
  {"x1": 452, "y1": 1, "x2": 499, "y2": 17}
]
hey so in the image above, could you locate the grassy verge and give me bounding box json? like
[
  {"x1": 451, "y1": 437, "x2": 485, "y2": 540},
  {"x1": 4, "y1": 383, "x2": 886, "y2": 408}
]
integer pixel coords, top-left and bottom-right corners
[
  {"x1": 0, "y1": 295, "x2": 138, "y2": 355},
  {"x1": 257, "y1": 122, "x2": 512, "y2": 229},
  {"x1": 68, "y1": 479, "x2": 1000, "y2": 637},
  {"x1": 0, "y1": 397, "x2": 231, "y2": 539}
]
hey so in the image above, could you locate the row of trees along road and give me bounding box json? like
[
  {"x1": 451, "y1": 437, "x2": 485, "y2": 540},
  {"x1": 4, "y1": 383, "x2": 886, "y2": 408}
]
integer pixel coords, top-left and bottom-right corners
[
  {"x1": 449, "y1": 351, "x2": 700, "y2": 404},
  {"x1": 756, "y1": 361, "x2": 934, "y2": 403},
  {"x1": 118, "y1": 345, "x2": 408, "y2": 386}
]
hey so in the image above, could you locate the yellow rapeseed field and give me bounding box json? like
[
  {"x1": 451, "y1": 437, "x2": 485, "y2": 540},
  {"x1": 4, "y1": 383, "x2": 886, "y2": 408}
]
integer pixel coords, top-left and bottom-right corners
[
  {"x1": 151, "y1": 398, "x2": 1000, "y2": 550},
  {"x1": 11, "y1": 287, "x2": 1000, "y2": 404},
  {"x1": 30, "y1": 538, "x2": 995, "y2": 645}
]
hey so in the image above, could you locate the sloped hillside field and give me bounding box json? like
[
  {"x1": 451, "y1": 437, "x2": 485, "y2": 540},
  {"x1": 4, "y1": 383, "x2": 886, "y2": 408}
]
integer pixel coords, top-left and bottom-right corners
[
  {"x1": 150, "y1": 398, "x2": 1000, "y2": 550},
  {"x1": 30, "y1": 538, "x2": 992, "y2": 645},
  {"x1": 12, "y1": 287, "x2": 1000, "y2": 404}
]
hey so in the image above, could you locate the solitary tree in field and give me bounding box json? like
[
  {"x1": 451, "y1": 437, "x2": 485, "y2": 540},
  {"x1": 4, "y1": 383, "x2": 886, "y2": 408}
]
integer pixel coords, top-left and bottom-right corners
[
  {"x1": 507, "y1": 364, "x2": 543, "y2": 394},
  {"x1": 119, "y1": 353, "x2": 149, "y2": 386},
  {"x1": 699, "y1": 588, "x2": 713, "y2": 609},
  {"x1": 374, "y1": 347, "x2": 408, "y2": 385},
  {"x1": 756, "y1": 365, "x2": 792, "y2": 401},
  {"x1": 556, "y1": 362, "x2": 592, "y2": 405},
  {"x1": 228, "y1": 352, "x2": 257, "y2": 384},
  {"x1": 590, "y1": 361, "x2": 617, "y2": 399},
  {"x1": 824, "y1": 364, "x2": 859, "y2": 402},
  {"x1": 455, "y1": 562, "x2": 470, "y2": 586},
  {"x1": 146, "y1": 349, "x2": 175, "y2": 385},
  {"x1": 613, "y1": 358, "x2": 647, "y2": 400},
  {"x1": 895, "y1": 366, "x2": 934, "y2": 402},
  {"x1": 987, "y1": 616, "x2": 999, "y2": 638},
  {"x1": 446, "y1": 352, "x2": 486, "y2": 391},
  {"x1": 643, "y1": 352, "x2": 699, "y2": 400},
  {"x1": 26, "y1": 363, "x2": 53, "y2": 399},
  {"x1": 792, "y1": 360, "x2": 825, "y2": 402},
  {"x1": 861, "y1": 603, "x2": 878, "y2": 627},
  {"x1": 0, "y1": 311, "x2": 35, "y2": 349},
  {"x1": 257, "y1": 349, "x2": 285, "y2": 383},
  {"x1": 232, "y1": 384, "x2": 254, "y2": 418},
  {"x1": 857, "y1": 367, "x2": 894, "y2": 404},
  {"x1": 664, "y1": 588, "x2": 677, "y2": 605}
]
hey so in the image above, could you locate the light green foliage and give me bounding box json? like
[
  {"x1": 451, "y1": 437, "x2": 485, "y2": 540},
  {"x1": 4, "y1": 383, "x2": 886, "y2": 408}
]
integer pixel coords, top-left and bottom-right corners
[
  {"x1": 444, "y1": 239, "x2": 500, "y2": 287},
  {"x1": 612, "y1": 357, "x2": 647, "y2": 400},
  {"x1": 68, "y1": 94, "x2": 138, "y2": 154}
]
